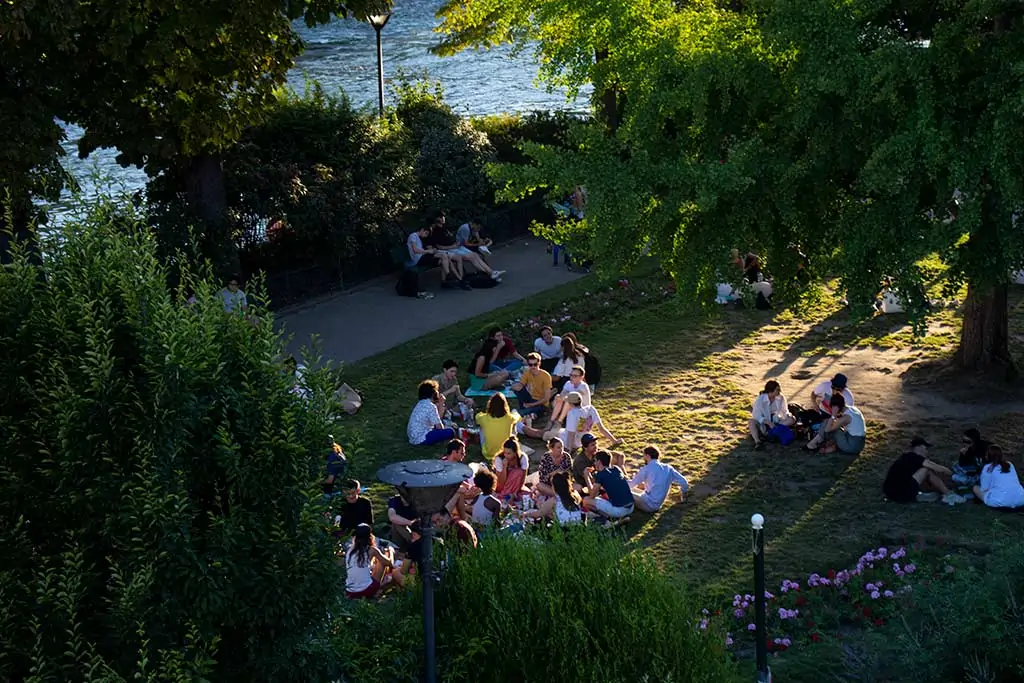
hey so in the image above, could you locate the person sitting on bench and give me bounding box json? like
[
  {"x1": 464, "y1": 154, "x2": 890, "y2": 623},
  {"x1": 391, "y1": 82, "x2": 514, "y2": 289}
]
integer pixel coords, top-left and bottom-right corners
[
  {"x1": 533, "y1": 325, "x2": 562, "y2": 373},
  {"x1": 804, "y1": 393, "x2": 865, "y2": 454},
  {"x1": 407, "y1": 379, "x2": 456, "y2": 446},
  {"x1": 512, "y1": 352, "x2": 552, "y2": 418},
  {"x1": 469, "y1": 339, "x2": 510, "y2": 392},
  {"x1": 408, "y1": 224, "x2": 469, "y2": 290},
  {"x1": 436, "y1": 220, "x2": 505, "y2": 282},
  {"x1": 456, "y1": 219, "x2": 494, "y2": 256}
]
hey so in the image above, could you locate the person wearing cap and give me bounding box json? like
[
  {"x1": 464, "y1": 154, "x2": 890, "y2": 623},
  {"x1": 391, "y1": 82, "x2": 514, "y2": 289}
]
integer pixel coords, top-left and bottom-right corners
[
  {"x1": 344, "y1": 523, "x2": 396, "y2": 599},
  {"x1": 883, "y1": 437, "x2": 965, "y2": 505},
  {"x1": 584, "y1": 450, "x2": 635, "y2": 520},
  {"x1": 557, "y1": 391, "x2": 620, "y2": 451},
  {"x1": 810, "y1": 373, "x2": 854, "y2": 418},
  {"x1": 803, "y1": 393, "x2": 866, "y2": 454},
  {"x1": 629, "y1": 445, "x2": 689, "y2": 513},
  {"x1": 337, "y1": 480, "x2": 374, "y2": 533}
]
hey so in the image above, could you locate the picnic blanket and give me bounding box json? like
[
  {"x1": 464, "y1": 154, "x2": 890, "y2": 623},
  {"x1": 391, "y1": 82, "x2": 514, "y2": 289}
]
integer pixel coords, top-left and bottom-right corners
[{"x1": 465, "y1": 387, "x2": 517, "y2": 398}]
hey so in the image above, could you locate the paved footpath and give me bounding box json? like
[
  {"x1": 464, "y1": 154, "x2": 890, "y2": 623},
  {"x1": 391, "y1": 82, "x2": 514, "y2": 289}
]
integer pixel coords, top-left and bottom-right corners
[{"x1": 277, "y1": 241, "x2": 583, "y2": 365}]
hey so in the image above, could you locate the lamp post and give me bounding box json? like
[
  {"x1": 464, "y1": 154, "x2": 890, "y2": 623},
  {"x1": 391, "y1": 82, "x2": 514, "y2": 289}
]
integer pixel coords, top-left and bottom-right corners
[
  {"x1": 377, "y1": 459, "x2": 471, "y2": 683},
  {"x1": 751, "y1": 513, "x2": 770, "y2": 683},
  {"x1": 367, "y1": 11, "x2": 392, "y2": 117}
]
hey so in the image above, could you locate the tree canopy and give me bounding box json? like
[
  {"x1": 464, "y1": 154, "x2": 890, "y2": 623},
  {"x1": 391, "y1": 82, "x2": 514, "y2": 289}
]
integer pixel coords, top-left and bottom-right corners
[{"x1": 472, "y1": 0, "x2": 1024, "y2": 370}]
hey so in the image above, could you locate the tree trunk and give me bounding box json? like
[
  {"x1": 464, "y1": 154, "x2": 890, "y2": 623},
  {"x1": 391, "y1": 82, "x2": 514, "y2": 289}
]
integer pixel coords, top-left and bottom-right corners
[
  {"x1": 956, "y1": 282, "x2": 1013, "y2": 373},
  {"x1": 181, "y1": 153, "x2": 239, "y2": 277},
  {"x1": 594, "y1": 48, "x2": 622, "y2": 134}
]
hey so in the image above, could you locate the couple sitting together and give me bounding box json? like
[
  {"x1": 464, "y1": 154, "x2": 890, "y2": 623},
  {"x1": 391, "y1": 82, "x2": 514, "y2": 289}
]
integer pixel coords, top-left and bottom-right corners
[
  {"x1": 406, "y1": 218, "x2": 505, "y2": 291},
  {"x1": 748, "y1": 373, "x2": 866, "y2": 455}
]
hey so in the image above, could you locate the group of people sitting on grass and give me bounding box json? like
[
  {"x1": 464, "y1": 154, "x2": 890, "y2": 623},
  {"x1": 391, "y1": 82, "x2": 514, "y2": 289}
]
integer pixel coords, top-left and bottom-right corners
[
  {"x1": 744, "y1": 373, "x2": 1023, "y2": 509},
  {"x1": 405, "y1": 212, "x2": 505, "y2": 291}
]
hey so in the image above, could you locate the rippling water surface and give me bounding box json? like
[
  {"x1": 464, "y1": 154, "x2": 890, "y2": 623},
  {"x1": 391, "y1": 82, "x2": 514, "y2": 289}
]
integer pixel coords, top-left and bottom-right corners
[{"x1": 55, "y1": 0, "x2": 588, "y2": 209}]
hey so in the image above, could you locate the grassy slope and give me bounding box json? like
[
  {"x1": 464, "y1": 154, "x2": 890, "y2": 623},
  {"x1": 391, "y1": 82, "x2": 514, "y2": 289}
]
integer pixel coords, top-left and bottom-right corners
[{"x1": 333, "y1": 262, "x2": 1024, "y2": 600}]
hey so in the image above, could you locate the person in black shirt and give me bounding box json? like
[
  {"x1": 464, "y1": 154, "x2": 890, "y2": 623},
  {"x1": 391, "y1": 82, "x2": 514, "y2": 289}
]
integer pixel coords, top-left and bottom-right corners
[
  {"x1": 337, "y1": 480, "x2": 374, "y2": 533},
  {"x1": 388, "y1": 491, "x2": 418, "y2": 552},
  {"x1": 883, "y1": 437, "x2": 964, "y2": 504}
]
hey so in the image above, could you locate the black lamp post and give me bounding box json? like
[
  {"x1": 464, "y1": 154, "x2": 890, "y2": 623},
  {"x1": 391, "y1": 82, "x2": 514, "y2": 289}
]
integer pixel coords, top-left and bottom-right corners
[
  {"x1": 377, "y1": 459, "x2": 471, "y2": 683},
  {"x1": 751, "y1": 513, "x2": 771, "y2": 683},
  {"x1": 367, "y1": 11, "x2": 392, "y2": 117}
]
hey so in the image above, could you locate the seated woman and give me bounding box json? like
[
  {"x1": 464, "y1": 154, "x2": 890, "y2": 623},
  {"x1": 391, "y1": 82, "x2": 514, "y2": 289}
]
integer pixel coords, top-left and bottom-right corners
[
  {"x1": 803, "y1": 394, "x2": 865, "y2": 454},
  {"x1": 973, "y1": 445, "x2": 1024, "y2": 509},
  {"x1": 406, "y1": 380, "x2": 456, "y2": 446},
  {"x1": 345, "y1": 523, "x2": 397, "y2": 599},
  {"x1": 469, "y1": 339, "x2": 510, "y2": 393},
  {"x1": 493, "y1": 437, "x2": 529, "y2": 499},
  {"x1": 954, "y1": 428, "x2": 991, "y2": 486},
  {"x1": 536, "y1": 437, "x2": 572, "y2": 500},
  {"x1": 476, "y1": 392, "x2": 520, "y2": 458},
  {"x1": 547, "y1": 366, "x2": 592, "y2": 430},
  {"x1": 469, "y1": 469, "x2": 503, "y2": 526},
  {"x1": 524, "y1": 470, "x2": 584, "y2": 525},
  {"x1": 748, "y1": 380, "x2": 796, "y2": 450},
  {"x1": 551, "y1": 337, "x2": 586, "y2": 392}
]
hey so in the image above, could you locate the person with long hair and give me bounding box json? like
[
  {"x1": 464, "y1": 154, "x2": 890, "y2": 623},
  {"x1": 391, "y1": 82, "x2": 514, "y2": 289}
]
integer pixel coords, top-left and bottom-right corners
[
  {"x1": 748, "y1": 380, "x2": 795, "y2": 450},
  {"x1": 476, "y1": 392, "x2": 520, "y2": 457},
  {"x1": 551, "y1": 471, "x2": 584, "y2": 525},
  {"x1": 551, "y1": 337, "x2": 586, "y2": 390},
  {"x1": 345, "y1": 523, "x2": 396, "y2": 599},
  {"x1": 493, "y1": 437, "x2": 529, "y2": 498},
  {"x1": 973, "y1": 445, "x2": 1024, "y2": 509},
  {"x1": 469, "y1": 338, "x2": 510, "y2": 392}
]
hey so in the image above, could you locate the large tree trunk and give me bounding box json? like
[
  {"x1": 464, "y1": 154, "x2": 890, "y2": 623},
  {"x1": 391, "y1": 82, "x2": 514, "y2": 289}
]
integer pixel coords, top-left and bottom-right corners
[
  {"x1": 181, "y1": 153, "x2": 238, "y2": 278},
  {"x1": 594, "y1": 48, "x2": 623, "y2": 134},
  {"x1": 956, "y1": 282, "x2": 1013, "y2": 373}
]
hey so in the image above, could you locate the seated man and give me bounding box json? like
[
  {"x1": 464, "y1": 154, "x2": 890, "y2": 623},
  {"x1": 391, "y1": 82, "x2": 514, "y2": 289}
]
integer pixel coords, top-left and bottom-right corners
[
  {"x1": 407, "y1": 225, "x2": 465, "y2": 289},
  {"x1": 337, "y1": 480, "x2": 374, "y2": 534},
  {"x1": 571, "y1": 434, "x2": 601, "y2": 493},
  {"x1": 803, "y1": 394, "x2": 865, "y2": 454},
  {"x1": 548, "y1": 366, "x2": 592, "y2": 429},
  {"x1": 630, "y1": 445, "x2": 688, "y2": 513},
  {"x1": 488, "y1": 327, "x2": 526, "y2": 371},
  {"x1": 457, "y1": 219, "x2": 494, "y2": 256},
  {"x1": 433, "y1": 359, "x2": 475, "y2": 420},
  {"x1": 406, "y1": 380, "x2": 456, "y2": 446},
  {"x1": 584, "y1": 450, "x2": 635, "y2": 520},
  {"x1": 432, "y1": 507, "x2": 479, "y2": 549},
  {"x1": 512, "y1": 352, "x2": 552, "y2": 418},
  {"x1": 810, "y1": 373, "x2": 854, "y2": 419},
  {"x1": 559, "y1": 391, "x2": 620, "y2": 451},
  {"x1": 438, "y1": 220, "x2": 505, "y2": 282},
  {"x1": 387, "y1": 490, "x2": 418, "y2": 552},
  {"x1": 883, "y1": 437, "x2": 965, "y2": 505},
  {"x1": 533, "y1": 326, "x2": 563, "y2": 374}
]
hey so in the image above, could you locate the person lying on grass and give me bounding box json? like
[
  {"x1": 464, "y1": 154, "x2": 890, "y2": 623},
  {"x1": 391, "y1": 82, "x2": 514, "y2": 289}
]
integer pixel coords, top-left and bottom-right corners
[
  {"x1": 630, "y1": 445, "x2": 689, "y2": 513},
  {"x1": 583, "y1": 450, "x2": 635, "y2": 521},
  {"x1": 469, "y1": 338, "x2": 510, "y2": 392},
  {"x1": 882, "y1": 437, "x2": 965, "y2": 505},
  {"x1": 973, "y1": 445, "x2": 1024, "y2": 509},
  {"x1": 803, "y1": 393, "x2": 865, "y2": 455},
  {"x1": 749, "y1": 380, "x2": 796, "y2": 450},
  {"x1": 345, "y1": 523, "x2": 398, "y2": 600},
  {"x1": 406, "y1": 379, "x2": 456, "y2": 446}
]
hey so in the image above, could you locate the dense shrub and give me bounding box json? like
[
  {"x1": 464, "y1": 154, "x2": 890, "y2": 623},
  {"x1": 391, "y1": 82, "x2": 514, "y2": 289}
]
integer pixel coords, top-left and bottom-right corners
[
  {"x1": 331, "y1": 527, "x2": 738, "y2": 683},
  {"x1": 471, "y1": 110, "x2": 583, "y2": 164},
  {"x1": 0, "y1": 196, "x2": 343, "y2": 683}
]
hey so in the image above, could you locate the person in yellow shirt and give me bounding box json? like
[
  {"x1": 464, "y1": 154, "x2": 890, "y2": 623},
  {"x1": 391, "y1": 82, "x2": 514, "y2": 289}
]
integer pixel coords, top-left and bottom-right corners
[
  {"x1": 476, "y1": 393, "x2": 521, "y2": 458},
  {"x1": 513, "y1": 352, "x2": 552, "y2": 418}
]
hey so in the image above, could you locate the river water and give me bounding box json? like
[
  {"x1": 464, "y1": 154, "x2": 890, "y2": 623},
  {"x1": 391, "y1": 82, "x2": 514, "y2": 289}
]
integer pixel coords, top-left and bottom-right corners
[{"x1": 56, "y1": 0, "x2": 589, "y2": 207}]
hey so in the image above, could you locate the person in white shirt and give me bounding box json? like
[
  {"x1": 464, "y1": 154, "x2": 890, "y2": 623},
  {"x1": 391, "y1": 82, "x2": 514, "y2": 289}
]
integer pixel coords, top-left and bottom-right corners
[
  {"x1": 547, "y1": 366, "x2": 592, "y2": 431},
  {"x1": 551, "y1": 337, "x2": 586, "y2": 389},
  {"x1": 406, "y1": 380, "x2": 456, "y2": 446},
  {"x1": 533, "y1": 325, "x2": 563, "y2": 374},
  {"x1": 630, "y1": 445, "x2": 689, "y2": 513},
  {"x1": 810, "y1": 373, "x2": 854, "y2": 418},
  {"x1": 804, "y1": 393, "x2": 865, "y2": 454},
  {"x1": 558, "y1": 391, "x2": 620, "y2": 451},
  {"x1": 973, "y1": 445, "x2": 1024, "y2": 509},
  {"x1": 439, "y1": 221, "x2": 505, "y2": 281},
  {"x1": 748, "y1": 380, "x2": 795, "y2": 450},
  {"x1": 219, "y1": 275, "x2": 248, "y2": 313}
]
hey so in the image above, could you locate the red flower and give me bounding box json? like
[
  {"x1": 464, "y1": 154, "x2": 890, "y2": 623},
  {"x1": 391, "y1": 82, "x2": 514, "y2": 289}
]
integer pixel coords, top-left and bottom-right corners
[
  {"x1": 796, "y1": 596, "x2": 808, "y2": 606},
  {"x1": 810, "y1": 633, "x2": 822, "y2": 643},
  {"x1": 583, "y1": 321, "x2": 591, "y2": 328},
  {"x1": 807, "y1": 621, "x2": 816, "y2": 628},
  {"x1": 873, "y1": 618, "x2": 885, "y2": 627},
  {"x1": 862, "y1": 607, "x2": 871, "y2": 617},
  {"x1": 827, "y1": 569, "x2": 836, "y2": 580}
]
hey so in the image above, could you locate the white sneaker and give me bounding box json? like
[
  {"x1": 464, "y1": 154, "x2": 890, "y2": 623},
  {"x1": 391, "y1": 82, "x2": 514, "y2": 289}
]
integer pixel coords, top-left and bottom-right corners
[
  {"x1": 490, "y1": 270, "x2": 506, "y2": 279},
  {"x1": 942, "y1": 492, "x2": 966, "y2": 506},
  {"x1": 479, "y1": 245, "x2": 492, "y2": 255}
]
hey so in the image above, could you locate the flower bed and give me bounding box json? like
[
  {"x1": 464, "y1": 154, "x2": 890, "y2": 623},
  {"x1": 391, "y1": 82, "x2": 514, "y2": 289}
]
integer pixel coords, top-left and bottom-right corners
[{"x1": 705, "y1": 545, "x2": 940, "y2": 656}]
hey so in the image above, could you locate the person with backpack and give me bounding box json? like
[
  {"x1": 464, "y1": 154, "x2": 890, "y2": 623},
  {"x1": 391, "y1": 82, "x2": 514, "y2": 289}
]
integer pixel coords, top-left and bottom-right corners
[{"x1": 748, "y1": 380, "x2": 796, "y2": 451}]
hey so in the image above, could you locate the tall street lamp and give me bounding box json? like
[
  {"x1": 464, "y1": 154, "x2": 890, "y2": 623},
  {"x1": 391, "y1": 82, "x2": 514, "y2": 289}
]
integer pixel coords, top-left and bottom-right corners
[
  {"x1": 377, "y1": 459, "x2": 470, "y2": 683},
  {"x1": 751, "y1": 513, "x2": 771, "y2": 683},
  {"x1": 367, "y1": 11, "x2": 392, "y2": 117}
]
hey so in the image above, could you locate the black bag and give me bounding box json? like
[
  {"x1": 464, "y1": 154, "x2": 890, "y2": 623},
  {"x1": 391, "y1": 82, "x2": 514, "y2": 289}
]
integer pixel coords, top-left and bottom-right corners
[
  {"x1": 395, "y1": 269, "x2": 419, "y2": 297},
  {"x1": 583, "y1": 350, "x2": 603, "y2": 386},
  {"x1": 468, "y1": 273, "x2": 498, "y2": 289}
]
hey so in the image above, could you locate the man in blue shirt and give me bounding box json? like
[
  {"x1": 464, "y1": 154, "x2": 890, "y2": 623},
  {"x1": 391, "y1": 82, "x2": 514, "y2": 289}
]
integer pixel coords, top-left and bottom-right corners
[
  {"x1": 584, "y1": 450, "x2": 635, "y2": 520},
  {"x1": 629, "y1": 445, "x2": 689, "y2": 513}
]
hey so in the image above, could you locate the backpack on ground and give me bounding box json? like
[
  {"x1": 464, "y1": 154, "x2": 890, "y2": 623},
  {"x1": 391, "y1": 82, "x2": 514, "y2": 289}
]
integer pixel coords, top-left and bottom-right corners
[
  {"x1": 395, "y1": 269, "x2": 419, "y2": 297},
  {"x1": 468, "y1": 273, "x2": 498, "y2": 289},
  {"x1": 583, "y1": 350, "x2": 602, "y2": 386}
]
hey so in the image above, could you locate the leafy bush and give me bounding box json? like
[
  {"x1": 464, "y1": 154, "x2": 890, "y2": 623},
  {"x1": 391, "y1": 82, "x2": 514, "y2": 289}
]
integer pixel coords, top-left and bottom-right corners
[
  {"x1": 471, "y1": 110, "x2": 582, "y2": 164},
  {"x1": 0, "y1": 196, "x2": 343, "y2": 683},
  {"x1": 331, "y1": 527, "x2": 738, "y2": 683}
]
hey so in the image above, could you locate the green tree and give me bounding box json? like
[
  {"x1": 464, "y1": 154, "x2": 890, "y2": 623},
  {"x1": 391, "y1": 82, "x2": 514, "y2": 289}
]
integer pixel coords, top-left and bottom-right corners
[
  {"x1": 0, "y1": 195, "x2": 345, "y2": 682},
  {"x1": 486, "y1": 0, "x2": 1024, "y2": 372}
]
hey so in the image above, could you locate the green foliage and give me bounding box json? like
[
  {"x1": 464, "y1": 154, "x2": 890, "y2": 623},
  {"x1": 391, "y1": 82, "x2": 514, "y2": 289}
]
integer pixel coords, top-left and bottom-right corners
[
  {"x1": 330, "y1": 528, "x2": 739, "y2": 683},
  {"x1": 470, "y1": 111, "x2": 583, "y2": 164},
  {"x1": 0, "y1": 195, "x2": 344, "y2": 682}
]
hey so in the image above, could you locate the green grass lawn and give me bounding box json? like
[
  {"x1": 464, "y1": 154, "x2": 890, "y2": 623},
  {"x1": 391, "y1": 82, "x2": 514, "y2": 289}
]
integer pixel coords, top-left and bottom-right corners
[{"x1": 332, "y1": 262, "x2": 1024, "y2": 603}]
